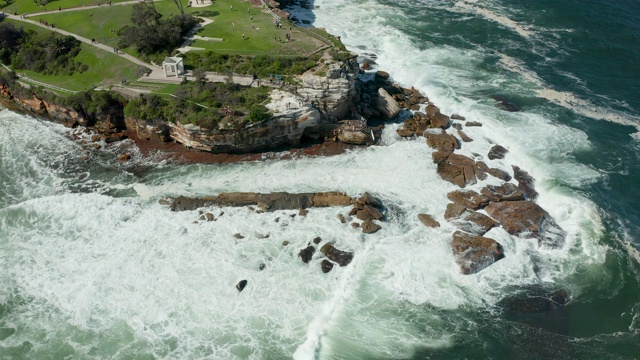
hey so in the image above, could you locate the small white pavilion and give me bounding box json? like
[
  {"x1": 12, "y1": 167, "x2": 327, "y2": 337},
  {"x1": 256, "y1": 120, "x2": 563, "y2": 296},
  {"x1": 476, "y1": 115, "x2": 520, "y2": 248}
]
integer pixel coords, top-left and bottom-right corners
[{"x1": 162, "y1": 57, "x2": 185, "y2": 77}]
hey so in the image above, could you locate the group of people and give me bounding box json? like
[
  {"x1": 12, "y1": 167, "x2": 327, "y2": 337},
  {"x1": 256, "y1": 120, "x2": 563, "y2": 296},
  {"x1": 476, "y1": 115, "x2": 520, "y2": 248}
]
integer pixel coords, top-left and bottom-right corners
[{"x1": 37, "y1": 18, "x2": 55, "y2": 28}]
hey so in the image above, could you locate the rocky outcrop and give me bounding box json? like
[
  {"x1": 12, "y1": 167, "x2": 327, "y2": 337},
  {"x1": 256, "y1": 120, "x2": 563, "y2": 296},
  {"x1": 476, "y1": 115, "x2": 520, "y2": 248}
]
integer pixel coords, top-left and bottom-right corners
[
  {"x1": 320, "y1": 243, "x2": 354, "y2": 266},
  {"x1": 432, "y1": 152, "x2": 491, "y2": 188},
  {"x1": 451, "y1": 231, "x2": 505, "y2": 275},
  {"x1": 169, "y1": 191, "x2": 353, "y2": 212},
  {"x1": 349, "y1": 192, "x2": 385, "y2": 234},
  {"x1": 484, "y1": 201, "x2": 566, "y2": 248},
  {"x1": 397, "y1": 105, "x2": 451, "y2": 137}
]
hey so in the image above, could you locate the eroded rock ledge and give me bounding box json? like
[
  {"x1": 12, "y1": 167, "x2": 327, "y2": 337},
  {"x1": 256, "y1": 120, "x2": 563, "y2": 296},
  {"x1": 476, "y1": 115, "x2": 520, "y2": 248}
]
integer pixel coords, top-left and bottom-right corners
[{"x1": 167, "y1": 191, "x2": 385, "y2": 274}]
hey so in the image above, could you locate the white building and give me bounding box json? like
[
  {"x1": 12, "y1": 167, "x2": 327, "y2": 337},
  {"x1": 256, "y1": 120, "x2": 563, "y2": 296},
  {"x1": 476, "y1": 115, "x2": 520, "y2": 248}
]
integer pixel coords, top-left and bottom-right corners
[{"x1": 162, "y1": 57, "x2": 185, "y2": 77}]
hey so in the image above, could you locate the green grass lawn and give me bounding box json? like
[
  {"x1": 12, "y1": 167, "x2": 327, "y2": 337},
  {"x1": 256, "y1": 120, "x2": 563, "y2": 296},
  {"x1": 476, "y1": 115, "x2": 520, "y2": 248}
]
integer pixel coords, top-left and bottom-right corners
[
  {"x1": 3, "y1": 18, "x2": 139, "y2": 91},
  {"x1": 1, "y1": 0, "x2": 131, "y2": 15},
  {"x1": 180, "y1": 0, "x2": 321, "y2": 56},
  {"x1": 30, "y1": 4, "x2": 133, "y2": 48},
  {"x1": 30, "y1": 0, "x2": 323, "y2": 57}
]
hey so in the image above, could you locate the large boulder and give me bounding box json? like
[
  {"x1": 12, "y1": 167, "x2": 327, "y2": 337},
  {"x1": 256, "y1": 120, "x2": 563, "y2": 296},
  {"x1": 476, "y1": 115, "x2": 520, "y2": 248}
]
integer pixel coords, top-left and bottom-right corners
[
  {"x1": 447, "y1": 190, "x2": 490, "y2": 210},
  {"x1": 434, "y1": 153, "x2": 481, "y2": 188},
  {"x1": 481, "y1": 183, "x2": 525, "y2": 202},
  {"x1": 361, "y1": 219, "x2": 382, "y2": 234},
  {"x1": 430, "y1": 112, "x2": 451, "y2": 129},
  {"x1": 484, "y1": 201, "x2": 566, "y2": 248},
  {"x1": 488, "y1": 145, "x2": 508, "y2": 160},
  {"x1": 375, "y1": 88, "x2": 402, "y2": 119},
  {"x1": 486, "y1": 167, "x2": 512, "y2": 182},
  {"x1": 337, "y1": 130, "x2": 371, "y2": 145},
  {"x1": 356, "y1": 204, "x2": 384, "y2": 221},
  {"x1": 357, "y1": 192, "x2": 384, "y2": 209},
  {"x1": 418, "y1": 213, "x2": 440, "y2": 228},
  {"x1": 451, "y1": 231, "x2": 505, "y2": 274},
  {"x1": 512, "y1": 166, "x2": 538, "y2": 200},
  {"x1": 320, "y1": 243, "x2": 354, "y2": 266},
  {"x1": 425, "y1": 131, "x2": 460, "y2": 152}
]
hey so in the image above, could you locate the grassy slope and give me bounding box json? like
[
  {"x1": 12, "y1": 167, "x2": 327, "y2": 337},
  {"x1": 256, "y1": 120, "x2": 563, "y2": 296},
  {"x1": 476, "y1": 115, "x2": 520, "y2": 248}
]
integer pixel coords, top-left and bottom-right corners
[
  {"x1": 0, "y1": 0, "x2": 130, "y2": 14},
  {"x1": 3, "y1": 18, "x2": 138, "y2": 91},
  {"x1": 30, "y1": 4, "x2": 133, "y2": 48},
  {"x1": 31, "y1": 0, "x2": 322, "y2": 57}
]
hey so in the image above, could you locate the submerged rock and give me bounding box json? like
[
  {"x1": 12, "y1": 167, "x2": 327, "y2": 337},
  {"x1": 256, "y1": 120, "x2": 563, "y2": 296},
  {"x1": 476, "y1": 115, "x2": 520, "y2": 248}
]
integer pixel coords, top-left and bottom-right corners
[
  {"x1": 484, "y1": 201, "x2": 566, "y2": 248},
  {"x1": 512, "y1": 166, "x2": 538, "y2": 200},
  {"x1": 488, "y1": 144, "x2": 508, "y2": 160},
  {"x1": 321, "y1": 259, "x2": 334, "y2": 273},
  {"x1": 236, "y1": 280, "x2": 248, "y2": 292},
  {"x1": 451, "y1": 231, "x2": 505, "y2": 275},
  {"x1": 361, "y1": 219, "x2": 381, "y2": 234},
  {"x1": 498, "y1": 287, "x2": 570, "y2": 316},
  {"x1": 298, "y1": 245, "x2": 316, "y2": 263},
  {"x1": 418, "y1": 213, "x2": 440, "y2": 228},
  {"x1": 356, "y1": 204, "x2": 384, "y2": 221}
]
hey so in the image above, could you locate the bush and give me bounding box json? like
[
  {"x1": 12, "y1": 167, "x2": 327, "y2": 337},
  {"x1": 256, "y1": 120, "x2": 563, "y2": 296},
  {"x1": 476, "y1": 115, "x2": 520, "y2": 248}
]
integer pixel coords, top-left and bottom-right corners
[
  {"x1": 246, "y1": 105, "x2": 271, "y2": 123},
  {"x1": 4, "y1": 29, "x2": 87, "y2": 76}
]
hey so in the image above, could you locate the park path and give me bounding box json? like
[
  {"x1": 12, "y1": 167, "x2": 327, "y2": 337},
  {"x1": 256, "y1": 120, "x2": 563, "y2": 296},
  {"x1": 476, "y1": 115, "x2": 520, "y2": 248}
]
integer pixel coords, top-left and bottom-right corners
[
  {"x1": 5, "y1": 13, "x2": 159, "y2": 70},
  {"x1": 2, "y1": 1, "x2": 296, "y2": 89},
  {"x1": 20, "y1": 0, "x2": 158, "y2": 17}
]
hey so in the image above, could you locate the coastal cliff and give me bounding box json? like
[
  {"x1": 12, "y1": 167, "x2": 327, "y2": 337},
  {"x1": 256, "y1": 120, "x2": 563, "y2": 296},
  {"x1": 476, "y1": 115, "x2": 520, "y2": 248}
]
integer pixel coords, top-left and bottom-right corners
[{"x1": 0, "y1": 56, "x2": 367, "y2": 153}]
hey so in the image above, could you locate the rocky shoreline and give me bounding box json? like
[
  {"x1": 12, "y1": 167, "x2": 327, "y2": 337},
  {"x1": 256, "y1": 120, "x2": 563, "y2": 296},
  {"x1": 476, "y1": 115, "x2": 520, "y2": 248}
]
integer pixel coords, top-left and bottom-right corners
[{"x1": 0, "y1": 2, "x2": 567, "y2": 281}]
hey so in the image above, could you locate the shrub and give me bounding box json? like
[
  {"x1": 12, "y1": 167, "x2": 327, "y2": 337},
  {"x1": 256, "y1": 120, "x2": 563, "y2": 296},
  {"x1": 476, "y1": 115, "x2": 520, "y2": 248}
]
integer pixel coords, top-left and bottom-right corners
[{"x1": 246, "y1": 105, "x2": 271, "y2": 123}]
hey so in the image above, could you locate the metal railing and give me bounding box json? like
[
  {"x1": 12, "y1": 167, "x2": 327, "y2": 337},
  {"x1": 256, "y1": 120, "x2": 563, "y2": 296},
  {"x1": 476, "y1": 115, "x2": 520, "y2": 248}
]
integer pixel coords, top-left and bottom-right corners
[{"x1": 1, "y1": 63, "x2": 78, "y2": 94}]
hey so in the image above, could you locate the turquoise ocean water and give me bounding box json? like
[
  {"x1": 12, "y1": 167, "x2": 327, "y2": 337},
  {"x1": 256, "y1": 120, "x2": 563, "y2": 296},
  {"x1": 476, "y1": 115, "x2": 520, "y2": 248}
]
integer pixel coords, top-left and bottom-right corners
[{"x1": 1, "y1": 0, "x2": 640, "y2": 358}]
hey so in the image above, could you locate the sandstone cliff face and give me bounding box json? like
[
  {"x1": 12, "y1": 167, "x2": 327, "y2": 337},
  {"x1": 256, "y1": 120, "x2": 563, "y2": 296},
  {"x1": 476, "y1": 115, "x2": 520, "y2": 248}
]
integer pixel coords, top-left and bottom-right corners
[{"x1": 297, "y1": 57, "x2": 360, "y2": 120}]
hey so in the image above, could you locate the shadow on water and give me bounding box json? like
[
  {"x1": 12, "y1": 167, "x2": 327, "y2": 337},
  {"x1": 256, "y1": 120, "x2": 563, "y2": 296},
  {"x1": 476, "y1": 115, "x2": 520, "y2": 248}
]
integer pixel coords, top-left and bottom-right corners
[{"x1": 280, "y1": 0, "x2": 317, "y2": 27}]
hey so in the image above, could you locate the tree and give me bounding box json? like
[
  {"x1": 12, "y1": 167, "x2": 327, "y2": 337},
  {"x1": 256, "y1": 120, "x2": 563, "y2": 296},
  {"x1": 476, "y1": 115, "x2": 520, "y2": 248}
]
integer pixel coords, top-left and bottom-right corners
[
  {"x1": 193, "y1": 67, "x2": 207, "y2": 84},
  {"x1": 171, "y1": 0, "x2": 185, "y2": 15},
  {"x1": 118, "y1": 3, "x2": 197, "y2": 55}
]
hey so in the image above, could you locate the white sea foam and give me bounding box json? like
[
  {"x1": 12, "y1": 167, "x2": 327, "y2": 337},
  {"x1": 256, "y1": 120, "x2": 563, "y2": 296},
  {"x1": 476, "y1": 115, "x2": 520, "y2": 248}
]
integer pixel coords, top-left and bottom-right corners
[
  {"x1": 0, "y1": 1, "x2": 623, "y2": 358},
  {"x1": 498, "y1": 54, "x2": 640, "y2": 136},
  {"x1": 453, "y1": 0, "x2": 534, "y2": 38}
]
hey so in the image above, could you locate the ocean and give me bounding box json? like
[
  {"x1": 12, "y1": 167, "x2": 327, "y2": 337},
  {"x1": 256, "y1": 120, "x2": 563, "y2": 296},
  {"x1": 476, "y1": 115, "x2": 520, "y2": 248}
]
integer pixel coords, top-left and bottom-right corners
[{"x1": 1, "y1": 0, "x2": 639, "y2": 358}]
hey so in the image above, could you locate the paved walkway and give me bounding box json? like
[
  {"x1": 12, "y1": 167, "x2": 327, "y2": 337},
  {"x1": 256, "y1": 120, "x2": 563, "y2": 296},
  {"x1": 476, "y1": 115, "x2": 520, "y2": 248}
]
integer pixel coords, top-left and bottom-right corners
[
  {"x1": 2, "y1": 1, "x2": 292, "y2": 88},
  {"x1": 20, "y1": 0, "x2": 159, "y2": 17},
  {"x1": 4, "y1": 13, "x2": 164, "y2": 76}
]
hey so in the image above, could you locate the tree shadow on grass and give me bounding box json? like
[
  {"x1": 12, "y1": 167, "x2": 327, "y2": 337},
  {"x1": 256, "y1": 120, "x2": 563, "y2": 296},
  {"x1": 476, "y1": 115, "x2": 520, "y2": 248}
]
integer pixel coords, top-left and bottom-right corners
[{"x1": 192, "y1": 10, "x2": 219, "y2": 17}]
